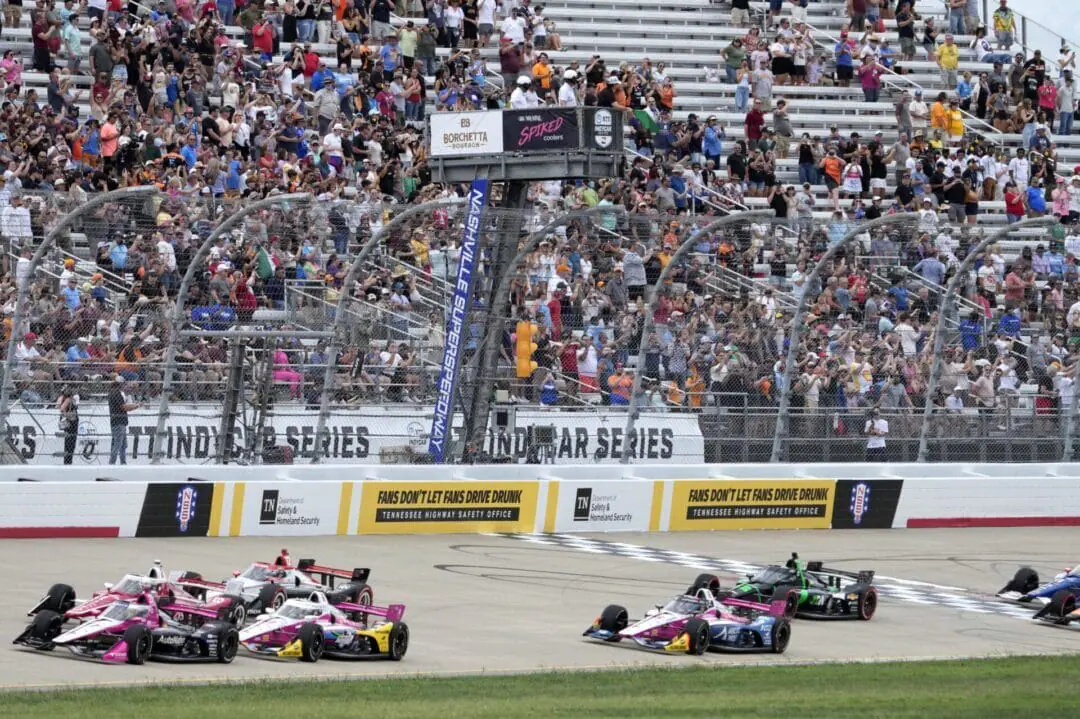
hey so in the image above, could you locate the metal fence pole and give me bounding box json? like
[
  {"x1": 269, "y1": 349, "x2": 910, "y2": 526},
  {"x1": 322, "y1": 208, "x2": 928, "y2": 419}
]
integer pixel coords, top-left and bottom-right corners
[
  {"x1": 152, "y1": 193, "x2": 311, "y2": 464},
  {"x1": 770, "y1": 214, "x2": 918, "y2": 463},
  {"x1": 621, "y1": 210, "x2": 775, "y2": 465},
  {"x1": 917, "y1": 216, "x2": 1055, "y2": 463},
  {"x1": 312, "y1": 198, "x2": 464, "y2": 463},
  {"x1": 0, "y1": 186, "x2": 159, "y2": 429},
  {"x1": 462, "y1": 205, "x2": 627, "y2": 462}
]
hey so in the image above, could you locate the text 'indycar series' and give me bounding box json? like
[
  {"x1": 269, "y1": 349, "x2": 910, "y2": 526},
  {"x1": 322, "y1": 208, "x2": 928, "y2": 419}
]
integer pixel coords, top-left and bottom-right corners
[
  {"x1": 714, "y1": 554, "x2": 878, "y2": 621},
  {"x1": 583, "y1": 584, "x2": 792, "y2": 655},
  {"x1": 239, "y1": 591, "x2": 408, "y2": 662},
  {"x1": 175, "y1": 550, "x2": 373, "y2": 620},
  {"x1": 13, "y1": 590, "x2": 239, "y2": 664}
]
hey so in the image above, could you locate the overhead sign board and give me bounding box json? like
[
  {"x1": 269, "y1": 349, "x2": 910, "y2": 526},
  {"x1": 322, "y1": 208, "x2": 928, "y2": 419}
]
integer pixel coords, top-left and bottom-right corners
[{"x1": 430, "y1": 111, "x2": 504, "y2": 157}]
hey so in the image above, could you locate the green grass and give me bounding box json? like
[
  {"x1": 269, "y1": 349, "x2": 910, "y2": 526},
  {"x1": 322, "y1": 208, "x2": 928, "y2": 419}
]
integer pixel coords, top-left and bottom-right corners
[{"x1": 3, "y1": 656, "x2": 1077, "y2": 718}]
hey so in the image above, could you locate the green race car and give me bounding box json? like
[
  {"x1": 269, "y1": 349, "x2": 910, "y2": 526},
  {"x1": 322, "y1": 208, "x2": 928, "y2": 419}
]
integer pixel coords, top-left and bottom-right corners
[{"x1": 690, "y1": 553, "x2": 878, "y2": 621}]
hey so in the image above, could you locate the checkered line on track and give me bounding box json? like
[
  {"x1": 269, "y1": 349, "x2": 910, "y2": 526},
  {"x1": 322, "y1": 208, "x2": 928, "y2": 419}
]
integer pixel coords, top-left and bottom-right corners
[{"x1": 494, "y1": 533, "x2": 1039, "y2": 622}]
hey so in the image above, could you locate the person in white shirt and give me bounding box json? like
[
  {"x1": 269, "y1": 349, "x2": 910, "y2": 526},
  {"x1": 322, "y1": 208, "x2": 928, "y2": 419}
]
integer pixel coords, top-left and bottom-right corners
[
  {"x1": 1, "y1": 196, "x2": 32, "y2": 246},
  {"x1": 945, "y1": 385, "x2": 965, "y2": 412},
  {"x1": 500, "y1": 13, "x2": 527, "y2": 45},
  {"x1": 864, "y1": 408, "x2": 888, "y2": 461},
  {"x1": 558, "y1": 69, "x2": 579, "y2": 106},
  {"x1": 909, "y1": 90, "x2": 929, "y2": 131},
  {"x1": 1008, "y1": 151, "x2": 1030, "y2": 190},
  {"x1": 510, "y1": 75, "x2": 539, "y2": 108},
  {"x1": 477, "y1": 0, "x2": 497, "y2": 47}
]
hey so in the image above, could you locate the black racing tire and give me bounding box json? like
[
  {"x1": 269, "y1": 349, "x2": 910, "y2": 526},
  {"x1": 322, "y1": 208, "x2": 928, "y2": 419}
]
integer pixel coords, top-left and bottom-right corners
[
  {"x1": 215, "y1": 625, "x2": 240, "y2": 664},
  {"x1": 773, "y1": 585, "x2": 800, "y2": 619},
  {"x1": 346, "y1": 584, "x2": 374, "y2": 623},
  {"x1": 29, "y1": 609, "x2": 63, "y2": 648},
  {"x1": 858, "y1": 587, "x2": 878, "y2": 621},
  {"x1": 122, "y1": 624, "x2": 152, "y2": 665},
  {"x1": 257, "y1": 585, "x2": 287, "y2": 613},
  {"x1": 298, "y1": 622, "x2": 325, "y2": 663},
  {"x1": 684, "y1": 618, "x2": 710, "y2": 655},
  {"x1": 387, "y1": 622, "x2": 409, "y2": 661},
  {"x1": 218, "y1": 595, "x2": 247, "y2": 626},
  {"x1": 688, "y1": 574, "x2": 721, "y2": 598},
  {"x1": 1002, "y1": 567, "x2": 1040, "y2": 595},
  {"x1": 770, "y1": 619, "x2": 791, "y2": 654},
  {"x1": 40, "y1": 583, "x2": 76, "y2": 614},
  {"x1": 598, "y1": 605, "x2": 629, "y2": 634},
  {"x1": 1048, "y1": 589, "x2": 1077, "y2": 618}
]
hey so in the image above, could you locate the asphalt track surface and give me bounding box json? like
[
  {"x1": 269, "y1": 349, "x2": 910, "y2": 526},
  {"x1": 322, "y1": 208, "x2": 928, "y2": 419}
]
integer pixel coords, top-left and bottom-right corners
[{"x1": 3, "y1": 529, "x2": 1079, "y2": 690}]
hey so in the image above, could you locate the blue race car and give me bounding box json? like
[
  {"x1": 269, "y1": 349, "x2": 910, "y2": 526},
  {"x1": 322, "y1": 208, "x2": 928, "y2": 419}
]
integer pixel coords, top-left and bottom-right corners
[{"x1": 996, "y1": 565, "x2": 1080, "y2": 606}]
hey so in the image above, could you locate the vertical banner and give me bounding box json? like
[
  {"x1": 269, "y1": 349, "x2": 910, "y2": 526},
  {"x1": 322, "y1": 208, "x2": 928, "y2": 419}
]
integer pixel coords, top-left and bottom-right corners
[{"x1": 428, "y1": 179, "x2": 489, "y2": 462}]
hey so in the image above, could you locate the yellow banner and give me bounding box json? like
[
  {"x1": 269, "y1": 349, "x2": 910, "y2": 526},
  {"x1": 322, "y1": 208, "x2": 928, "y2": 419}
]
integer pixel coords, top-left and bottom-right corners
[
  {"x1": 356, "y1": 481, "x2": 539, "y2": 534},
  {"x1": 669, "y1": 480, "x2": 835, "y2": 531}
]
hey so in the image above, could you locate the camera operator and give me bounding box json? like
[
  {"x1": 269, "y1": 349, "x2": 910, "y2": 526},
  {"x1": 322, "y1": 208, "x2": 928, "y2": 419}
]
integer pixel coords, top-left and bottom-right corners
[{"x1": 56, "y1": 385, "x2": 79, "y2": 465}]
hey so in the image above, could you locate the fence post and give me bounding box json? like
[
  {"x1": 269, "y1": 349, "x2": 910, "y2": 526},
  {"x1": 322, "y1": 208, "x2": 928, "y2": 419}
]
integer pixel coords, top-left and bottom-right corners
[
  {"x1": 461, "y1": 205, "x2": 626, "y2": 462},
  {"x1": 152, "y1": 193, "x2": 311, "y2": 465},
  {"x1": 311, "y1": 198, "x2": 466, "y2": 463},
  {"x1": 770, "y1": 214, "x2": 918, "y2": 463},
  {"x1": 0, "y1": 186, "x2": 159, "y2": 431},
  {"x1": 621, "y1": 210, "x2": 775, "y2": 465},
  {"x1": 917, "y1": 216, "x2": 1055, "y2": 463}
]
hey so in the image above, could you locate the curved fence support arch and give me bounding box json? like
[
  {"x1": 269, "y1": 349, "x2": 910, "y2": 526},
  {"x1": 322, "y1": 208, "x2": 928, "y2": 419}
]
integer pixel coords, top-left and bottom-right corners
[{"x1": 620, "y1": 210, "x2": 776, "y2": 465}]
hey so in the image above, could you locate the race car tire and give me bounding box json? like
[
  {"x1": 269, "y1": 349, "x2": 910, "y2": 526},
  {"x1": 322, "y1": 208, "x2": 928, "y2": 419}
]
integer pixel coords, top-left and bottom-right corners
[
  {"x1": 1000, "y1": 567, "x2": 1040, "y2": 596},
  {"x1": 1047, "y1": 589, "x2": 1077, "y2": 618},
  {"x1": 773, "y1": 586, "x2": 800, "y2": 619},
  {"x1": 858, "y1": 588, "x2": 878, "y2": 621},
  {"x1": 28, "y1": 609, "x2": 63, "y2": 647},
  {"x1": 215, "y1": 625, "x2": 240, "y2": 664},
  {"x1": 218, "y1": 595, "x2": 247, "y2": 626},
  {"x1": 688, "y1": 574, "x2": 721, "y2": 598},
  {"x1": 40, "y1": 583, "x2": 76, "y2": 614},
  {"x1": 598, "y1": 605, "x2": 629, "y2": 634},
  {"x1": 770, "y1": 619, "x2": 791, "y2": 654},
  {"x1": 387, "y1": 622, "x2": 409, "y2": 661},
  {"x1": 297, "y1": 622, "x2": 325, "y2": 663},
  {"x1": 257, "y1": 585, "x2": 287, "y2": 613},
  {"x1": 123, "y1": 624, "x2": 152, "y2": 665},
  {"x1": 684, "y1": 618, "x2": 710, "y2": 655}
]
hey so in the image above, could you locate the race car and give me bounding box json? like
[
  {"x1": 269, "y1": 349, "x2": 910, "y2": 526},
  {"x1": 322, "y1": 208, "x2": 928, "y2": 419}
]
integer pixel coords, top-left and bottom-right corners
[
  {"x1": 13, "y1": 590, "x2": 240, "y2": 664},
  {"x1": 712, "y1": 553, "x2": 878, "y2": 621},
  {"x1": 583, "y1": 586, "x2": 792, "y2": 654},
  {"x1": 239, "y1": 591, "x2": 408, "y2": 662},
  {"x1": 174, "y1": 549, "x2": 373, "y2": 618},
  {"x1": 27, "y1": 561, "x2": 246, "y2": 626},
  {"x1": 1033, "y1": 590, "x2": 1080, "y2": 626},
  {"x1": 996, "y1": 565, "x2": 1080, "y2": 606}
]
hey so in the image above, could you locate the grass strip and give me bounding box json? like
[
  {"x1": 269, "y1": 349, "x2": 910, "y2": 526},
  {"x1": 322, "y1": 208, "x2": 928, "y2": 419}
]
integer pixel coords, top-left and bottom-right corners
[{"x1": 3, "y1": 655, "x2": 1076, "y2": 718}]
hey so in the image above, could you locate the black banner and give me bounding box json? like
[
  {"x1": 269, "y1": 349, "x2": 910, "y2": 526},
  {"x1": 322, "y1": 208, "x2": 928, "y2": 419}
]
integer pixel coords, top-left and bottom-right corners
[
  {"x1": 502, "y1": 109, "x2": 579, "y2": 152},
  {"x1": 136, "y1": 483, "x2": 213, "y2": 537},
  {"x1": 583, "y1": 107, "x2": 622, "y2": 151},
  {"x1": 831, "y1": 480, "x2": 904, "y2": 529}
]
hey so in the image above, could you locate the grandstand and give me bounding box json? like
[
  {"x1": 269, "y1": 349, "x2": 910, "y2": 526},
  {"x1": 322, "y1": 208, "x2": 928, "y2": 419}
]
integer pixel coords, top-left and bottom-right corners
[{"x1": 0, "y1": 0, "x2": 1075, "y2": 465}]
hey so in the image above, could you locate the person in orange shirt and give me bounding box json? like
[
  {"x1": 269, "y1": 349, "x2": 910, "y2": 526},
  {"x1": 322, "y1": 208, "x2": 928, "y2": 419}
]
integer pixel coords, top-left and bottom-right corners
[
  {"x1": 819, "y1": 148, "x2": 844, "y2": 210},
  {"x1": 608, "y1": 365, "x2": 633, "y2": 405},
  {"x1": 658, "y1": 78, "x2": 676, "y2": 111},
  {"x1": 929, "y1": 91, "x2": 949, "y2": 141},
  {"x1": 532, "y1": 53, "x2": 554, "y2": 93},
  {"x1": 100, "y1": 112, "x2": 119, "y2": 172}
]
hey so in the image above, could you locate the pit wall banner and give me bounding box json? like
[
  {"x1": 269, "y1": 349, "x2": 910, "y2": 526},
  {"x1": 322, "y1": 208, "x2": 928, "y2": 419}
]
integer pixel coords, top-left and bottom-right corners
[
  {"x1": 5, "y1": 406, "x2": 704, "y2": 465},
  {"x1": 356, "y1": 480, "x2": 540, "y2": 535},
  {"x1": 666, "y1": 479, "x2": 836, "y2": 531}
]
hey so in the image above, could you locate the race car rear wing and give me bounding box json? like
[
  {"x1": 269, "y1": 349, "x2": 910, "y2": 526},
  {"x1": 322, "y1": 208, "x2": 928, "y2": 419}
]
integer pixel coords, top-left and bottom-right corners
[
  {"x1": 295, "y1": 559, "x2": 370, "y2": 587},
  {"x1": 335, "y1": 600, "x2": 405, "y2": 623},
  {"x1": 806, "y1": 563, "x2": 875, "y2": 585},
  {"x1": 720, "y1": 596, "x2": 790, "y2": 617}
]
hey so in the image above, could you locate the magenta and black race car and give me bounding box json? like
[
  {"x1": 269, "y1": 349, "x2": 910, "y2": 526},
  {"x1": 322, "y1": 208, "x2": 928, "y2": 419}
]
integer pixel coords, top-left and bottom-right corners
[
  {"x1": 27, "y1": 561, "x2": 245, "y2": 626},
  {"x1": 14, "y1": 590, "x2": 240, "y2": 664}
]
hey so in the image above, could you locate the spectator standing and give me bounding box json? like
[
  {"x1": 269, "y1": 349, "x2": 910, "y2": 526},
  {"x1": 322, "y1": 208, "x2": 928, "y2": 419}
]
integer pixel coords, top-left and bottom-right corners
[
  {"x1": 864, "y1": 407, "x2": 888, "y2": 461},
  {"x1": 993, "y1": 0, "x2": 1017, "y2": 51},
  {"x1": 938, "y1": 34, "x2": 960, "y2": 90},
  {"x1": 108, "y1": 375, "x2": 139, "y2": 465}
]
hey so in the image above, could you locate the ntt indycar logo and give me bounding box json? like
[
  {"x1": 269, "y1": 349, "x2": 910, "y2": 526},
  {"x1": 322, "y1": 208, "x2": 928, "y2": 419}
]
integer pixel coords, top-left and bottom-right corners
[
  {"x1": 428, "y1": 180, "x2": 489, "y2": 462},
  {"x1": 850, "y1": 482, "x2": 871, "y2": 525}
]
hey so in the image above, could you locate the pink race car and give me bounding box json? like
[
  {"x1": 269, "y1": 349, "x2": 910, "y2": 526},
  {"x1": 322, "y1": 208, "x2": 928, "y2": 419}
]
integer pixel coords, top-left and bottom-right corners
[
  {"x1": 28, "y1": 562, "x2": 245, "y2": 626},
  {"x1": 14, "y1": 590, "x2": 240, "y2": 664}
]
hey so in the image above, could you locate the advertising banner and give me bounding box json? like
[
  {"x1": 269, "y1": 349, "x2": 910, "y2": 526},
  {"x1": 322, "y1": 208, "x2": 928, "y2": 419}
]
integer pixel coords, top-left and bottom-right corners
[
  {"x1": 583, "y1": 107, "x2": 621, "y2": 151},
  {"x1": 136, "y1": 482, "x2": 220, "y2": 537},
  {"x1": 830, "y1": 479, "x2": 904, "y2": 529},
  {"x1": 239, "y1": 482, "x2": 345, "y2": 536},
  {"x1": 550, "y1": 479, "x2": 653, "y2": 533},
  {"x1": 429, "y1": 180, "x2": 488, "y2": 462},
  {"x1": 4, "y1": 407, "x2": 703, "y2": 465},
  {"x1": 668, "y1": 479, "x2": 836, "y2": 531},
  {"x1": 429, "y1": 112, "x2": 504, "y2": 157},
  {"x1": 357, "y1": 480, "x2": 539, "y2": 534},
  {"x1": 502, "y1": 109, "x2": 579, "y2": 152}
]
